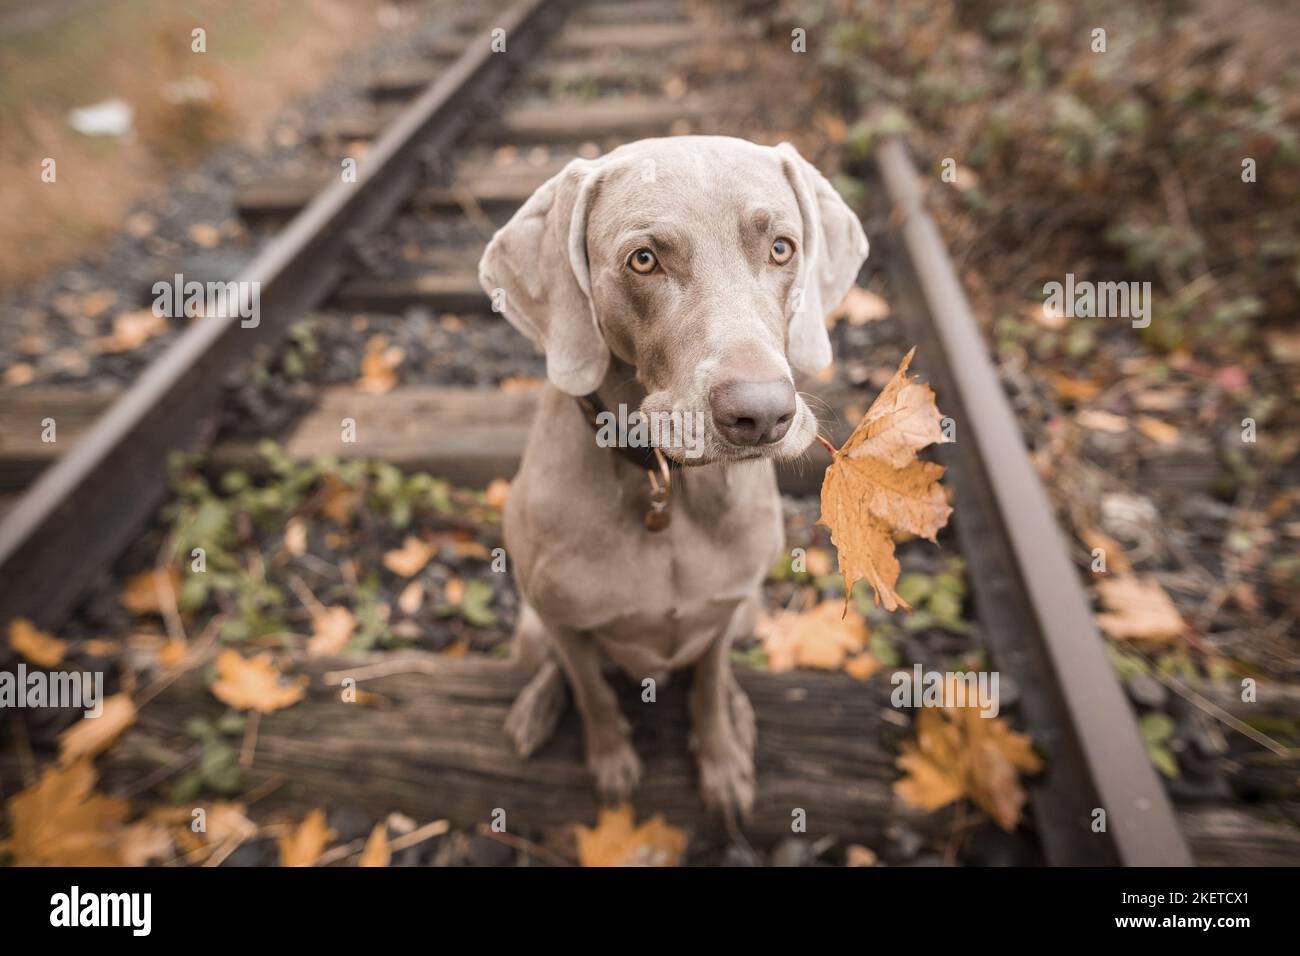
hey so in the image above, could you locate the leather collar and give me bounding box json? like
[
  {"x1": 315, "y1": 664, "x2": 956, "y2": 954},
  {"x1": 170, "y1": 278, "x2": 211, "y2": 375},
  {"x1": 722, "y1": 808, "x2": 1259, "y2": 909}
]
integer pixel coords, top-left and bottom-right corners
[{"x1": 576, "y1": 392, "x2": 682, "y2": 471}]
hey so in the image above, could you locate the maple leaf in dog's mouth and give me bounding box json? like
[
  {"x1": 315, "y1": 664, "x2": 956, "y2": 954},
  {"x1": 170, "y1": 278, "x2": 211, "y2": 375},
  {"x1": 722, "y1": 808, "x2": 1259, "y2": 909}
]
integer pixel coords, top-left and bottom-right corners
[{"x1": 818, "y1": 347, "x2": 952, "y2": 612}]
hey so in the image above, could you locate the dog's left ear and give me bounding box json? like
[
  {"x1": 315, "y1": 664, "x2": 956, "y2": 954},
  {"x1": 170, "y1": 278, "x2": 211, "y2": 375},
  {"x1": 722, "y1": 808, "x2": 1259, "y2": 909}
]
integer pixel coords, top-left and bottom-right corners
[{"x1": 776, "y1": 142, "x2": 870, "y2": 375}]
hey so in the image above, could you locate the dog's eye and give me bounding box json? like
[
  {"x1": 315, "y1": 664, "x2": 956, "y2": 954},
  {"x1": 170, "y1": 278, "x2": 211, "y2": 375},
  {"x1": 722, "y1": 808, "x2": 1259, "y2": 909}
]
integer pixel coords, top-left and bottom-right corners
[
  {"x1": 771, "y1": 237, "x2": 795, "y2": 265},
  {"x1": 627, "y1": 248, "x2": 658, "y2": 275}
]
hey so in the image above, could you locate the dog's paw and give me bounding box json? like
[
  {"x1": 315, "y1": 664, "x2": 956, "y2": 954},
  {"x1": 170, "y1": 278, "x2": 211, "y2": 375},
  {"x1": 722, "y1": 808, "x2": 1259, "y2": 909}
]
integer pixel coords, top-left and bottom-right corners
[
  {"x1": 504, "y1": 663, "x2": 567, "y2": 758},
  {"x1": 696, "y1": 738, "x2": 756, "y2": 819},
  {"x1": 588, "y1": 738, "x2": 643, "y2": 800}
]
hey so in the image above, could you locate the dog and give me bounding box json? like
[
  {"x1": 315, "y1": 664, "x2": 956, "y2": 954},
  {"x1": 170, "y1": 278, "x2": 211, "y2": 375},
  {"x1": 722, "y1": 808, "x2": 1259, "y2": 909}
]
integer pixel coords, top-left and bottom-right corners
[{"x1": 478, "y1": 135, "x2": 869, "y2": 817}]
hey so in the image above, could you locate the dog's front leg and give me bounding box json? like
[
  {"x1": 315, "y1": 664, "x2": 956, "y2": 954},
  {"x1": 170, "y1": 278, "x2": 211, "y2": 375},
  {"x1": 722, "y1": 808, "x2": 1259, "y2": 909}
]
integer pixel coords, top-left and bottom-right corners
[
  {"x1": 548, "y1": 626, "x2": 643, "y2": 800},
  {"x1": 688, "y1": 611, "x2": 757, "y2": 818}
]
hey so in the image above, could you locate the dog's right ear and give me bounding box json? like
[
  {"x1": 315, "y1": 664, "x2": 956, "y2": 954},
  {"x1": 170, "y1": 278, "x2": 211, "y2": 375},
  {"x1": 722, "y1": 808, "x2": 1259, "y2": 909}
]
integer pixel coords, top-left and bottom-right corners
[{"x1": 478, "y1": 158, "x2": 610, "y2": 396}]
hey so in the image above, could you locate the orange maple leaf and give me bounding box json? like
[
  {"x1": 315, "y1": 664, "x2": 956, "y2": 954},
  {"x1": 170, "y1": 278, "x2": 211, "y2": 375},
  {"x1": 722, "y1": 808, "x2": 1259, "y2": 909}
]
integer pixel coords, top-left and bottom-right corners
[{"x1": 818, "y1": 347, "x2": 952, "y2": 611}]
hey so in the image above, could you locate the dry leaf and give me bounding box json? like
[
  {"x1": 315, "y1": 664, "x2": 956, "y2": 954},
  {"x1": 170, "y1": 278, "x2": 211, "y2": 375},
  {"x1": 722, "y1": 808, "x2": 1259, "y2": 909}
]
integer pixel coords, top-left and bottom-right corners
[
  {"x1": 1094, "y1": 575, "x2": 1185, "y2": 643},
  {"x1": 4, "y1": 362, "x2": 35, "y2": 386},
  {"x1": 757, "y1": 600, "x2": 871, "y2": 674},
  {"x1": 120, "y1": 822, "x2": 174, "y2": 867},
  {"x1": 210, "y1": 649, "x2": 308, "y2": 713},
  {"x1": 500, "y1": 376, "x2": 544, "y2": 393},
  {"x1": 894, "y1": 706, "x2": 1043, "y2": 830},
  {"x1": 1135, "y1": 415, "x2": 1179, "y2": 445},
  {"x1": 1076, "y1": 409, "x2": 1129, "y2": 434},
  {"x1": 307, "y1": 606, "x2": 355, "y2": 657},
  {"x1": 278, "y1": 808, "x2": 334, "y2": 867},
  {"x1": 356, "y1": 334, "x2": 404, "y2": 394},
  {"x1": 484, "y1": 479, "x2": 511, "y2": 509},
  {"x1": 1047, "y1": 372, "x2": 1101, "y2": 402},
  {"x1": 358, "y1": 823, "x2": 391, "y2": 867},
  {"x1": 58, "y1": 694, "x2": 137, "y2": 765},
  {"x1": 444, "y1": 576, "x2": 465, "y2": 606},
  {"x1": 157, "y1": 638, "x2": 187, "y2": 668},
  {"x1": 187, "y1": 222, "x2": 221, "y2": 248},
  {"x1": 574, "y1": 804, "x2": 686, "y2": 867},
  {"x1": 818, "y1": 348, "x2": 952, "y2": 611},
  {"x1": 845, "y1": 844, "x2": 878, "y2": 867},
  {"x1": 9, "y1": 617, "x2": 68, "y2": 667},
  {"x1": 319, "y1": 473, "x2": 361, "y2": 526},
  {"x1": 398, "y1": 580, "x2": 424, "y2": 615},
  {"x1": 0, "y1": 762, "x2": 130, "y2": 866},
  {"x1": 1026, "y1": 300, "x2": 1067, "y2": 330},
  {"x1": 383, "y1": 536, "x2": 434, "y2": 577},
  {"x1": 120, "y1": 567, "x2": 181, "y2": 615},
  {"x1": 83, "y1": 638, "x2": 123, "y2": 658},
  {"x1": 283, "y1": 517, "x2": 307, "y2": 556},
  {"x1": 1080, "y1": 529, "x2": 1132, "y2": 574},
  {"x1": 97, "y1": 310, "x2": 168, "y2": 353},
  {"x1": 828, "y1": 285, "x2": 891, "y2": 327}
]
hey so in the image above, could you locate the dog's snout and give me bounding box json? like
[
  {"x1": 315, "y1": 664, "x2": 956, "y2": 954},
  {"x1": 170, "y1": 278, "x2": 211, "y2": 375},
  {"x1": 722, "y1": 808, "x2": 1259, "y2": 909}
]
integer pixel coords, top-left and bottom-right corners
[{"x1": 709, "y1": 379, "x2": 796, "y2": 446}]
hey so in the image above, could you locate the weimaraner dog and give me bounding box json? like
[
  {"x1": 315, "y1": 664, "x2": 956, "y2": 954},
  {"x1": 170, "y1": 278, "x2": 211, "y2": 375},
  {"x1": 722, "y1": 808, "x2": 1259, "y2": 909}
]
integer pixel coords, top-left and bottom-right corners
[{"x1": 478, "y1": 135, "x2": 869, "y2": 817}]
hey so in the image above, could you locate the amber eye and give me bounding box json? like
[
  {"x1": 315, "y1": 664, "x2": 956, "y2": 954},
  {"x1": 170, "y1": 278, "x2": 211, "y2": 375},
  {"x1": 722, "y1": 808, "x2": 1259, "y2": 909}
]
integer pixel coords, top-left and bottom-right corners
[
  {"x1": 628, "y1": 248, "x2": 658, "y2": 274},
  {"x1": 771, "y1": 237, "x2": 795, "y2": 265}
]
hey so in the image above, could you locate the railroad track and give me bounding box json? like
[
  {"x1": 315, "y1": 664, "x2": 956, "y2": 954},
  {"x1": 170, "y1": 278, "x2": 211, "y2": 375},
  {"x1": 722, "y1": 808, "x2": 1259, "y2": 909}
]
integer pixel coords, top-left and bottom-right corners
[{"x1": 0, "y1": 0, "x2": 1281, "y2": 866}]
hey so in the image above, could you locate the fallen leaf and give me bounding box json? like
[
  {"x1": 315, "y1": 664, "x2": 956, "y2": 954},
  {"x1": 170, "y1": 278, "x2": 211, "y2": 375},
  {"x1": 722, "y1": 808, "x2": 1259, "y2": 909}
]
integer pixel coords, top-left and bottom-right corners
[
  {"x1": 157, "y1": 638, "x2": 187, "y2": 668},
  {"x1": 757, "y1": 600, "x2": 871, "y2": 674},
  {"x1": 307, "y1": 606, "x2": 355, "y2": 657},
  {"x1": 120, "y1": 821, "x2": 174, "y2": 867},
  {"x1": 398, "y1": 580, "x2": 424, "y2": 615},
  {"x1": 484, "y1": 479, "x2": 511, "y2": 510},
  {"x1": 210, "y1": 649, "x2": 308, "y2": 713},
  {"x1": 500, "y1": 376, "x2": 544, "y2": 393},
  {"x1": 356, "y1": 334, "x2": 404, "y2": 394},
  {"x1": 358, "y1": 823, "x2": 391, "y2": 867},
  {"x1": 1135, "y1": 415, "x2": 1179, "y2": 445},
  {"x1": 319, "y1": 473, "x2": 361, "y2": 526},
  {"x1": 120, "y1": 567, "x2": 181, "y2": 615},
  {"x1": 81, "y1": 638, "x2": 121, "y2": 658},
  {"x1": 80, "y1": 289, "x2": 117, "y2": 317},
  {"x1": 187, "y1": 222, "x2": 221, "y2": 247},
  {"x1": 1026, "y1": 300, "x2": 1067, "y2": 330},
  {"x1": 4, "y1": 362, "x2": 35, "y2": 386},
  {"x1": 283, "y1": 517, "x2": 307, "y2": 556},
  {"x1": 96, "y1": 310, "x2": 168, "y2": 353},
  {"x1": 1076, "y1": 409, "x2": 1129, "y2": 434},
  {"x1": 278, "y1": 808, "x2": 335, "y2": 867},
  {"x1": 0, "y1": 762, "x2": 130, "y2": 865},
  {"x1": 1047, "y1": 372, "x2": 1102, "y2": 402},
  {"x1": 1094, "y1": 575, "x2": 1185, "y2": 643},
  {"x1": 444, "y1": 576, "x2": 465, "y2": 606},
  {"x1": 818, "y1": 348, "x2": 952, "y2": 611},
  {"x1": 894, "y1": 706, "x2": 1042, "y2": 830},
  {"x1": 574, "y1": 804, "x2": 686, "y2": 867},
  {"x1": 845, "y1": 844, "x2": 878, "y2": 867},
  {"x1": 1080, "y1": 529, "x2": 1132, "y2": 573},
  {"x1": 58, "y1": 694, "x2": 137, "y2": 765},
  {"x1": 828, "y1": 285, "x2": 891, "y2": 327},
  {"x1": 9, "y1": 617, "x2": 68, "y2": 667},
  {"x1": 383, "y1": 536, "x2": 434, "y2": 577}
]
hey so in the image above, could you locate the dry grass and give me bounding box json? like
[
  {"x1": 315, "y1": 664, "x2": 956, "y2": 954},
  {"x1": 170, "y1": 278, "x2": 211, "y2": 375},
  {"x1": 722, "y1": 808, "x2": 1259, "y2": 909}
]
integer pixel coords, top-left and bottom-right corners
[{"x1": 0, "y1": 0, "x2": 385, "y2": 291}]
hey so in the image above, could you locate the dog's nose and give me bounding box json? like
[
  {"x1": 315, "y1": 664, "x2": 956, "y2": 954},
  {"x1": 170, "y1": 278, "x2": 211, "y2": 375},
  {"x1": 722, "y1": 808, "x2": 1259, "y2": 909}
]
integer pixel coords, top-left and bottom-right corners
[{"x1": 709, "y1": 379, "x2": 796, "y2": 446}]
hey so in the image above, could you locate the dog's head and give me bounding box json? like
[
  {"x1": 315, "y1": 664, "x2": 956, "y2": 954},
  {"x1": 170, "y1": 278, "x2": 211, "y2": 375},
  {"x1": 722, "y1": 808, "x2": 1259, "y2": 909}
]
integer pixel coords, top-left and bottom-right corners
[{"x1": 479, "y1": 136, "x2": 868, "y2": 464}]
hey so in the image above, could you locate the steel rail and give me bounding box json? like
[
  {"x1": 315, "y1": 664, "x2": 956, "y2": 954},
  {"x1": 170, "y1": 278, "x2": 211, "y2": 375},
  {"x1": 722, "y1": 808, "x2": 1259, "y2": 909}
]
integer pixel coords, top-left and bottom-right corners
[
  {"x1": 876, "y1": 137, "x2": 1192, "y2": 865},
  {"x1": 0, "y1": 0, "x2": 573, "y2": 629}
]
